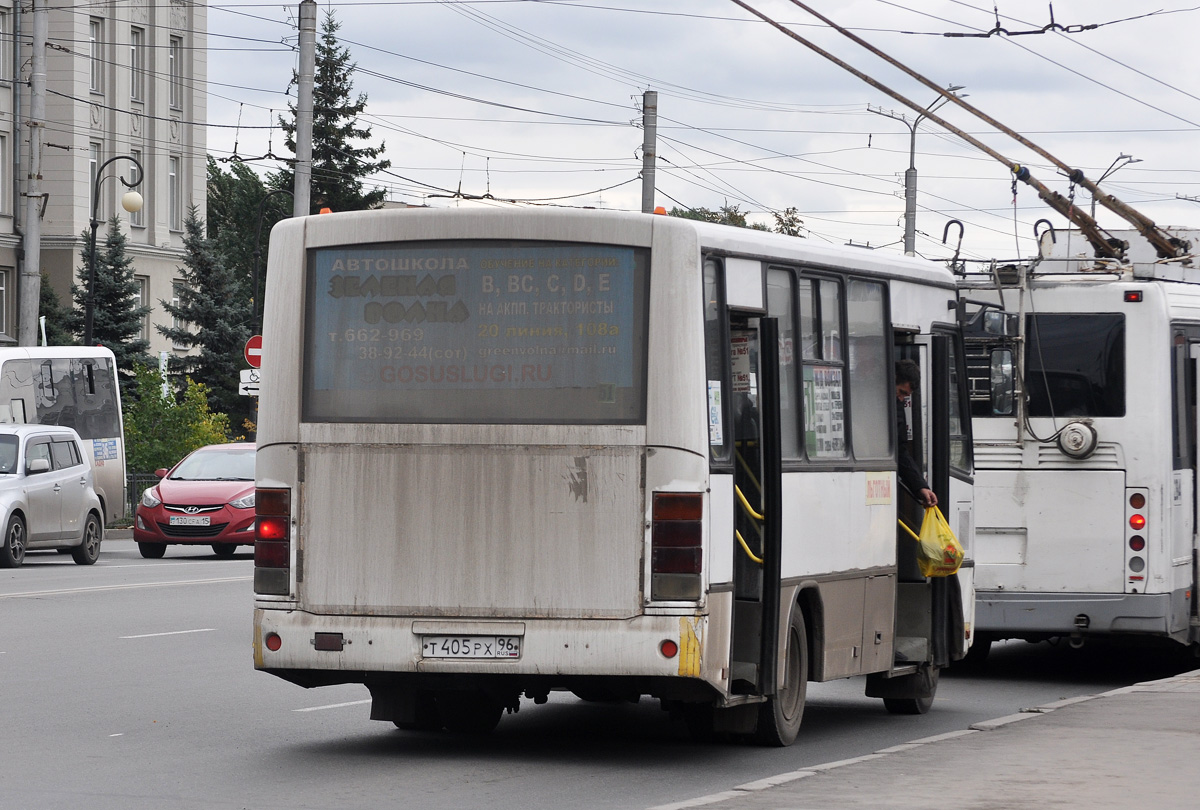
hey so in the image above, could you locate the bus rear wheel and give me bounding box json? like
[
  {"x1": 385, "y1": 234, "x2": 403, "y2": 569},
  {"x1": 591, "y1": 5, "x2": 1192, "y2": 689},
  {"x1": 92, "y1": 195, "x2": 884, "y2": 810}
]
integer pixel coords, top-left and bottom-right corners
[
  {"x1": 436, "y1": 691, "x2": 502, "y2": 734},
  {"x1": 883, "y1": 666, "x2": 940, "y2": 715},
  {"x1": 753, "y1": 608, "x2": 808, "y2": 746}
]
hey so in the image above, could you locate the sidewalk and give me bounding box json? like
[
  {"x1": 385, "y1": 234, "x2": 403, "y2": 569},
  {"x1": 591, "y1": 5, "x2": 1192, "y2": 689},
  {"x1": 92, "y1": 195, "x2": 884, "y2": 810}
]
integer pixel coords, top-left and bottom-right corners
[{"x1": 651, "y1": 668, "x2": 1200, "y2": 810}]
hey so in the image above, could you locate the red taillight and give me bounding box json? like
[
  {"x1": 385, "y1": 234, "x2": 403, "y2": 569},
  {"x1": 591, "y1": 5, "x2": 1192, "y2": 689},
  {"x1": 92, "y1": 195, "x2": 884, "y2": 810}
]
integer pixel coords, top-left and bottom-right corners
[
  {"x1": 255, "y1": 488, "x2": 291, "y2": 595},
  {"x1": 264, "y1": 632, "x2": 282, "y2": 652},
  {"x1": 1129, "y1": 514, "x2": 1146, "y2": 531},
  {"x1": 254, "y1": 538, "x2": 289, "y2": 568},
  {"x1": 1129, "y1": 535, "x2": 1146, "y2": 551},
  {"x1": 256, "y1": 516, "x2": 288, "y2": 542},
  {"x1": 651, "y1": 493, "x2": 703, "y2": 600},
  {"x1": 659, "y1": 639, "x2": 678, "y2": 658},
  {"x1": 1129, "y1": 493, "x2": 1146, "y2": 509},
  {"x1": 654, "y1": 493, "x2": 703, "y2": 521}
]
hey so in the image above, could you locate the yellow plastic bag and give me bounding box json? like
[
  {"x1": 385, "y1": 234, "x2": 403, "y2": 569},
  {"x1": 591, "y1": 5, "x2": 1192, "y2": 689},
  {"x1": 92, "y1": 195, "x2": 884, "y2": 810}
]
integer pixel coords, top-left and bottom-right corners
[{"x1": 916, "y1": 506, "x2": 964, "y2": 577}]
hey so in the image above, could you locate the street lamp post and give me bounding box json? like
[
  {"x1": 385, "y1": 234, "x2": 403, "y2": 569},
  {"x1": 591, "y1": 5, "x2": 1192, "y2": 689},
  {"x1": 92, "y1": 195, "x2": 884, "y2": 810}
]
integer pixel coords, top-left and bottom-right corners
[
  {"x1": 1091, "y1": 153, "x2": 1141, "y2": 218},
  {"x1": 84, "y1": 155, "x2": 144, "y2": 346},
  {"x1": 251, "y1": 188, "x2": 293, "y2": 335},
  {"x1": 869, "y1": 85, "x2": 965, "y2": 255}
]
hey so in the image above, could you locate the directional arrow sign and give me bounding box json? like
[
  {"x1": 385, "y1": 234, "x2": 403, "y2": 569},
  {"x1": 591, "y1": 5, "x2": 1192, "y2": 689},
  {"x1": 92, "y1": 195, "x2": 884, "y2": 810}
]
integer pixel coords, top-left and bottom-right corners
[{"x1": 239, "y1": 382, "x2": 260, "y2": 397}]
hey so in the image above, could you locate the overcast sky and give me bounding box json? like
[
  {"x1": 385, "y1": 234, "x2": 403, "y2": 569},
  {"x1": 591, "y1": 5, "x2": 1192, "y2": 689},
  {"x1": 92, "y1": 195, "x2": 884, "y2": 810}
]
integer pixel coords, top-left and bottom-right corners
[{"x1": 204, "y1": 1, "x2": 1200, "y2": 263}]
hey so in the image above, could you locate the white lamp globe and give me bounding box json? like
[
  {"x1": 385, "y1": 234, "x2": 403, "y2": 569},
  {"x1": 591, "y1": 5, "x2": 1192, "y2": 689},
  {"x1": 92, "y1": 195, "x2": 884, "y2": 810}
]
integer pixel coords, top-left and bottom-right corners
[{"x1": 121, "y1": 190, "x2": 144, "y2": 214}]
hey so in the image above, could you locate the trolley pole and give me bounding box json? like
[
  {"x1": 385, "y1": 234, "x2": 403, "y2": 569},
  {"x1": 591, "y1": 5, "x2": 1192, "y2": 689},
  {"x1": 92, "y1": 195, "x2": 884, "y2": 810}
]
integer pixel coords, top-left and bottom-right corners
[
  {"x1": 640, "y1": 90, "x2": 658, "y2": 213},
  {"x1": 293, "y1": 0, "x2": 317, "y2": 217}
]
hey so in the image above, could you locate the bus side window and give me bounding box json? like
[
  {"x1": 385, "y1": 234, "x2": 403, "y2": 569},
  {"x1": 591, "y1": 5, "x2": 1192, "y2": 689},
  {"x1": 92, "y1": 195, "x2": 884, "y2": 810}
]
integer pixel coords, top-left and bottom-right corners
[
  {"x1": 704, "y1": 258, "x2": 731, "y2": 464},
  {"x1": 846, "y1": 279, "x2": 889, "y2": 460},
  {"x1": 766, "y1": 267, "x2": 800, "y2": 459}
]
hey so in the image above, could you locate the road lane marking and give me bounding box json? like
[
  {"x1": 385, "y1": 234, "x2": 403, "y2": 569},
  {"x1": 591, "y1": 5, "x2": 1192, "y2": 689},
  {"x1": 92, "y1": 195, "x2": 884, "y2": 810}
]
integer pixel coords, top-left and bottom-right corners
[
  {"x1": 120, "y1": 628, "x2": 215, "y2": 639},
  {"x1": 0, "y1": 576, "x2": 251, "y2": 599},
  {"x1": 293, "y1": 699, "x2": 372, "y2": 713}
]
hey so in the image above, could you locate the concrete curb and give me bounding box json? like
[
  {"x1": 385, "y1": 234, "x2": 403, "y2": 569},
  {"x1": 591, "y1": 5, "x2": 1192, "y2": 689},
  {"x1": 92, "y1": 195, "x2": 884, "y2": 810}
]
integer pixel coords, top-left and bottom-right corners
[{"x1": 645, "y1": 668, "x2": 1200, "y2": 810}]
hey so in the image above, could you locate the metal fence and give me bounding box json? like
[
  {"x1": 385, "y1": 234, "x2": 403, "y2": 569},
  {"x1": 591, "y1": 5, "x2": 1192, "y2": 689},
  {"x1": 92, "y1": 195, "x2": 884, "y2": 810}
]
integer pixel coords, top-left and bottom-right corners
[{"x1": 126, "y1": 473, "x2": 160, "y2": 520}]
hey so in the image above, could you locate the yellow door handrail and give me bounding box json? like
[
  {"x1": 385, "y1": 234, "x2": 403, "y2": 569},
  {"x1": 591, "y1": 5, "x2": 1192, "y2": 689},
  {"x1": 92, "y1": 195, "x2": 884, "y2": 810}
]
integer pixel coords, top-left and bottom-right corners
[
  {"x1": 736, "y1": 530, "x2": 764, "y2": 564},
  {"x1": 897, "y1": 518, "x2": 920, "y2": 542},
  {"x1": 735, "y1": 485, "x2": 765, "y2": 522}
]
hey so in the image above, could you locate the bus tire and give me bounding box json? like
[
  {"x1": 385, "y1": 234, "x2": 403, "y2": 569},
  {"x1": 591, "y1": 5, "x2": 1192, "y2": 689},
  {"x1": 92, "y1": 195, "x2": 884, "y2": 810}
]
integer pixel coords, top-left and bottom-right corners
[
  {"x1": 436, "y1": 691, "x2": 502, "y2": 734},
  {"x1": 753, "y1": 608, "x2": 808, "y2": 746},
  {"x1": 138, "y1": 542, "x2": 166, "y2": 559},
  {"x1": 392, "y1": 691, "x2": 443, "y2": 732},
  {"x1": 71, "y1": 513, "x2": 102, "y2": 565},
  {"x1": 883, "y1": 666, "x2": 939, "y2": 715},
  {"x1": 0, "y1": 514, "x2": 26, "y2": 568}
]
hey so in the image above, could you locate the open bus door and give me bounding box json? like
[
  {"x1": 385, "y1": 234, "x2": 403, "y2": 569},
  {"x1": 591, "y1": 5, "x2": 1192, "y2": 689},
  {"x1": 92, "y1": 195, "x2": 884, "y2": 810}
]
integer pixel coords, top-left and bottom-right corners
[{"x1": 714, "y1": 314, "x2": 801, "y2": 745}]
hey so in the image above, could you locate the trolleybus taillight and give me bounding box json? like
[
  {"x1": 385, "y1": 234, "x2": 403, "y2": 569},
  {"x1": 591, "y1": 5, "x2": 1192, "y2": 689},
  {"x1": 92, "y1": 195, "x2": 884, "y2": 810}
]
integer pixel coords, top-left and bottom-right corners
[
  {"x1": 651, "y1": 492, "x2": 703, "y2": 601},
  {"x1": 254, "y1": 488, "x2": 291, "y2": 595},
  {"x1": 1125, "y1": 487, "x2": 1149, "y2": 591}
]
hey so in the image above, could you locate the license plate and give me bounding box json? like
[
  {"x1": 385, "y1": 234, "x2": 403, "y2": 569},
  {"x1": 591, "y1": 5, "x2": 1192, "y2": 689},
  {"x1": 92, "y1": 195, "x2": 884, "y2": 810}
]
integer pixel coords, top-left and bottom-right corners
[
  {"x1": 169, "y1": 515, "x2": 211, "y2": 526},
  {"x1": 421, "y1": 636, "x2": 521, "y2": 659}
]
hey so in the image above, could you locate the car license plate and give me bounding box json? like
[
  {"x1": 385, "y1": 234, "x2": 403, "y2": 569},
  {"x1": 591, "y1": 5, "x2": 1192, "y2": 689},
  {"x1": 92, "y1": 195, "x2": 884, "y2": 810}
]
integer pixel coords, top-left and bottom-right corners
[
  {"x1": 169, "y1": 515, "x2": 211, "y2": 526},
  {"x1": 421, "y1": 636, "x2": 521, "y2": 659}
]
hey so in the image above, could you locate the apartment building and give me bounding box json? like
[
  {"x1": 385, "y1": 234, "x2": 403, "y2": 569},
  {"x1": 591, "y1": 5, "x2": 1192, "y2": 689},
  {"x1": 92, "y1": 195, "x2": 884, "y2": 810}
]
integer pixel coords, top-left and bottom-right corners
[{"x1": 0, "y1": 0, "x2": 206, "y2": 354}]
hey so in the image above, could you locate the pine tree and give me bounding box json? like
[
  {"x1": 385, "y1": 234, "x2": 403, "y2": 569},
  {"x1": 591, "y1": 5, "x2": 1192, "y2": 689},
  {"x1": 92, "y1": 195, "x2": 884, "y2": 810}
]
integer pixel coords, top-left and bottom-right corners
[
  {"x1": 39, "y1": 272, "x2": 77, "y2": 346},
  {"x1": 207, "y1": 156, "x2": 289, "y2": 310},
  {"x1": 158, "y1": 207, "x2": 252, "y2": 427},
  {"x1": 69, "y1": 216, "x2": 150, "y2": 393},
  {"x1": 274, "y1": 8, "x2": 391, "y2": 213}
]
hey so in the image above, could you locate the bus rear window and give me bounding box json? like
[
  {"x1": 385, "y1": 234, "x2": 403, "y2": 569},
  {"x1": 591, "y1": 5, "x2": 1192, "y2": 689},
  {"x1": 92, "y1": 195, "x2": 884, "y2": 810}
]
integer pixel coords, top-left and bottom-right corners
[
  {"x1": 1026, "y1": 313, "x2": 1125, "y2": 418},
  {"x1": 303, "y1": 240, "x2": 649, "y2": 424}
]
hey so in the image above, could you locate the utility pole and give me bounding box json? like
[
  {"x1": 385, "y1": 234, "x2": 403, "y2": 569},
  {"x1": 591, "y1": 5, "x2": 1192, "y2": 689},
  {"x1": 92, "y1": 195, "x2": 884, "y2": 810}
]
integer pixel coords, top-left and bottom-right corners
[
  {"x1": 18, "y1": 0, "x2": 47, "y2": 346},
  {"x1": 293, "y1": 0, "x2": 317, "y2": 217},
  {"x1": 868, "y1": 85, "x2": 964, "y2": 256},
  {"x1": 640, "y1": 90, "x2": 658, "y2": 214}
]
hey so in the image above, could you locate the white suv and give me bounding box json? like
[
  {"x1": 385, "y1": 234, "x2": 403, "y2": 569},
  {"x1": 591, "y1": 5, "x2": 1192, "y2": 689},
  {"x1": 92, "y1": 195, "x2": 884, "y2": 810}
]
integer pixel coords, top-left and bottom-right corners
[{"x1": 0, "y1": 425, "x2": 104, "y2": 567}]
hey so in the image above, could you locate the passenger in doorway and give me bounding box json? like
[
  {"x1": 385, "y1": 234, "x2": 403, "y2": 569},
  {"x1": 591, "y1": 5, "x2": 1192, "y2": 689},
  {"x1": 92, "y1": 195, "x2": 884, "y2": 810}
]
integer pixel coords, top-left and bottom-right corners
[{"x1": 895, "y1": 359, "x2": 938, "y2": 508}]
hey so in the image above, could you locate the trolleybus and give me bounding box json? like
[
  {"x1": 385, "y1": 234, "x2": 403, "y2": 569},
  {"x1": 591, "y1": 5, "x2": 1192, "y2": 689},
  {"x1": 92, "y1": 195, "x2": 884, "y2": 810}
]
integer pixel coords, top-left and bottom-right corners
[
  {"x1": 962, "y1": 227, "x2": 1200, "y2": 655},
  {"x1": 252, "y1": 207, "x2": 974, "y2": 743}
]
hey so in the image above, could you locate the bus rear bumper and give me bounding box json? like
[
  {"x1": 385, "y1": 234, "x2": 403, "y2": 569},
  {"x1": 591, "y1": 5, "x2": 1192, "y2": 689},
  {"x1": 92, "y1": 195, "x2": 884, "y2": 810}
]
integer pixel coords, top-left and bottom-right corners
[
  {"x1": 253, "y1": 608, "x2": 721, "y2": 696},
  {"x1": 974, "y1": 590, "x2": 1187, "y2": 639}
]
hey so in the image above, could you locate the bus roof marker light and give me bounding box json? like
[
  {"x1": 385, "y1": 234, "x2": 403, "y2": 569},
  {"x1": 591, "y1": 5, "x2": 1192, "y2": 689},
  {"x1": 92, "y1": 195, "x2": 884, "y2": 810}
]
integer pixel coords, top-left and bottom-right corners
[
  {"x1": 1129, "y1": 514, "x2": 1146, "y2": 531},
  {"x1": 1124, "y1": 290, "x2": 1143, "y2": 302}
]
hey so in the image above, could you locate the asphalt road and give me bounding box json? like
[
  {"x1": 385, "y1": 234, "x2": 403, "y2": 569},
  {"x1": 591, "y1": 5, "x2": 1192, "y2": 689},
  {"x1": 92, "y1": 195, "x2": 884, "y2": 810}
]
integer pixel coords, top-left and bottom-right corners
[{"x1": 3, "y1": 538, "x2": 1193, "y2": 810}]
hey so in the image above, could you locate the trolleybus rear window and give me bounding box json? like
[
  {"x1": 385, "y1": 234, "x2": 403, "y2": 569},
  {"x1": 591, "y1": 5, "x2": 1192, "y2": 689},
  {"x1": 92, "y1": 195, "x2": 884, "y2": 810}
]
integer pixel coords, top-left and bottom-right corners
[
  {"x1": 303, "y1": 240, "x2": 649, "y2": 424},
  {"x1": 1026, "y1": 313, "x2": 1125, "y2": 418}
]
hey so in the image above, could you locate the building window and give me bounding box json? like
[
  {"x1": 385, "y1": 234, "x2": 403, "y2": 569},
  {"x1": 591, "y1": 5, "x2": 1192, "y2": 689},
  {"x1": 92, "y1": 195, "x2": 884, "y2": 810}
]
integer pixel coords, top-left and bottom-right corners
[
  {"x1": 136, "y1": 276, "x2": 150, "y2": 342},
  {"x1": 0, "y1": 269, "x2": 7, "y2": 335},
  {"x1": 129, "y1": 149, "x2": 144, "y2": 227},
  {"x1": 89, "y1": 18, "x2": 104, "y2": 93},
  {"x1": 130, "y1": 27, "x2": 145, "y2": 101},
  {"x1": 90, "y1": 142, "x2": 103, "y2": 219},
  {"x1": 169, "y1": 36, "x2": 183, "y2": 109},
  {"x1": 0, "y1": 136, "x2": 6, "y2": 214},
  {"x1": 171, "y1": 282, "x2": 188, "y2": 350},
  {"x1": 168, "y1": 155, "x2": 181, "y2": 230},
  {"x1": 0, "y1": 12, "x2": 11, "y2": 82}
]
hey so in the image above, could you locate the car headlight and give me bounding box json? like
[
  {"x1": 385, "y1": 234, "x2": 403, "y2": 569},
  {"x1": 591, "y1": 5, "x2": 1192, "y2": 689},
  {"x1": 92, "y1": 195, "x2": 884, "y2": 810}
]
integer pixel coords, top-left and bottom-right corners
[
  {"x1": 141, "y1": 487, "x2": 162, "y2": 508},
  {"x1": 229, "y1": 492, "x2": 255, "y2": 510}
]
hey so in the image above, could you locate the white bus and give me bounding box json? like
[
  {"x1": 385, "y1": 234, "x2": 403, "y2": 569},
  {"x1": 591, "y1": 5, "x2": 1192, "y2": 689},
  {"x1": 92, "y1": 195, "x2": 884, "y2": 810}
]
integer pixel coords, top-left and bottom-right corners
[
  {"x1": 252, "y1": 208, "x2": 975, "y2": 743},
  {"x1": 0, "y1": 347, "x2": 126, "y2": 524},
  {"x1": 962, "y1": 227, "x2": 1200, "y2": 656}
]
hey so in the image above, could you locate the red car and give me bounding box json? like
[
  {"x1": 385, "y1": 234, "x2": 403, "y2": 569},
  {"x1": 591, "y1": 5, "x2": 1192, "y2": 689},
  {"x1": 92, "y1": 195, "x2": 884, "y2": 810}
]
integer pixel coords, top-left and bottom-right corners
[{"x1": 133, "y1": 443, "x2": 256, "y2": 559}]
